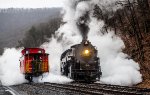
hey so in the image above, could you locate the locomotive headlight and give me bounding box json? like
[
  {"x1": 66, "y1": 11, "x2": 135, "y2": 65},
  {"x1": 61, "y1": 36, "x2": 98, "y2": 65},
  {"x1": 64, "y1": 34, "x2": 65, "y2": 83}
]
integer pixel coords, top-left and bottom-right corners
[
  {"x1": 84, "y1": 50, "x2": 89, "y2": 54},
  {"x1": 82, "y1": 49, "x2": 90, "y2": 56}
]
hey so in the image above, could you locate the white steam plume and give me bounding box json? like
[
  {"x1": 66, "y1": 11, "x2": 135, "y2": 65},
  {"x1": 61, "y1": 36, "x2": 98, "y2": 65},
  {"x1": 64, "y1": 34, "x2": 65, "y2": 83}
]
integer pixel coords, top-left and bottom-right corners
[
  {"x1": 0, "y1": 48, "x2": 26, "y2": 86},
  {"x1": 88, "y1": 18, "x2": 142, "y2": 85}
]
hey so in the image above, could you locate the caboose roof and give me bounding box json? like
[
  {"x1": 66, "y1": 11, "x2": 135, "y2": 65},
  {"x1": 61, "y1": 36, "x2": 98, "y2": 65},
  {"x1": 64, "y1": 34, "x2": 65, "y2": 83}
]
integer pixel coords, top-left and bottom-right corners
[{"x1": 21, "y1": 48, "x2": 45, "y2": 55}]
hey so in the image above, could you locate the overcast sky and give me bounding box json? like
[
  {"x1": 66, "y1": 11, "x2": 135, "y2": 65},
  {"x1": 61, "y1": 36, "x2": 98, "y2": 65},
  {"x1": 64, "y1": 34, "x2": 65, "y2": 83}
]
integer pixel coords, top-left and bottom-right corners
[{"x1": 0, "y1": 0, "x2": 64, "y2": 8}]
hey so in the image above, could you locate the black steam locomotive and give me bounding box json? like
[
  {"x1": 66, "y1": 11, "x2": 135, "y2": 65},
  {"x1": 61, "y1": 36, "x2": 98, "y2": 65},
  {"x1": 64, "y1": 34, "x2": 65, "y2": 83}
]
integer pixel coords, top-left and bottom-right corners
[{"x1": 60, "y1": 39, "x2": 102, "y2": 82}]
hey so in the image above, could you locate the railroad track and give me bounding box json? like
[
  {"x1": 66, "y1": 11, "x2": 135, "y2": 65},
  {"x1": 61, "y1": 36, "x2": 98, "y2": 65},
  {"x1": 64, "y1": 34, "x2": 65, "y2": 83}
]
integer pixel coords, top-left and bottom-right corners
[
  {"x1": 93, "y1": 83, "x2": 150, "y2": 93},
  {"x1": 43, "y1": 82, "x2": 149, "y2": 95},
  {"x1": 12, "y1": 82, "x2": 150, "y2": 95}
]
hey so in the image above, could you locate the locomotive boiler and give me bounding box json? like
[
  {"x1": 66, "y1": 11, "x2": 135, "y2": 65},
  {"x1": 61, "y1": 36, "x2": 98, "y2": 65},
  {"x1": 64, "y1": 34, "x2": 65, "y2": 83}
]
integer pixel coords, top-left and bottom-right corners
[
  {"x1": 60, "y1": 39, "x2": 102, "y2": 82},
  {"x1": 20, "y1": 48, "x2": 49, "y2": 82}
]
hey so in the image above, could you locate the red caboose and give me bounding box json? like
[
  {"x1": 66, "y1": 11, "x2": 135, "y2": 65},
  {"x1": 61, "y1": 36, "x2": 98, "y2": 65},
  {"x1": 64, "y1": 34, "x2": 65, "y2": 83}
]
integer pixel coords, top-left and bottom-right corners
[{"x1": 20, "y1": 48, "x2": 49, "y2": 82}]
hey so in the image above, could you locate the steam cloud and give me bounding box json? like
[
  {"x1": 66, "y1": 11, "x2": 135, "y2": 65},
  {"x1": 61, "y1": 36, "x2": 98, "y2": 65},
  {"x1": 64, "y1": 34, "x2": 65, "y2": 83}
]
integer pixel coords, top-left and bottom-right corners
[
  {"x1": 0, "y1": 0, "x2": 142, "y2": 86},
  {"x1": 0, "y1": 48, "x2": 26, "y2": 86}
]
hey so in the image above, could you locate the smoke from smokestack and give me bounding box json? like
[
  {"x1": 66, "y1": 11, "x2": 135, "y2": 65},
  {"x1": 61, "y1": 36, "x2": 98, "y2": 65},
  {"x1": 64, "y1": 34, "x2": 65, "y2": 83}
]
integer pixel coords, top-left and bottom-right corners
[
  {"x1": 77, "y1": 11, "x2": 89, "y2": 40},
  {"x1": 75, "y1": 1, "x2": 90, "y2": 40}
]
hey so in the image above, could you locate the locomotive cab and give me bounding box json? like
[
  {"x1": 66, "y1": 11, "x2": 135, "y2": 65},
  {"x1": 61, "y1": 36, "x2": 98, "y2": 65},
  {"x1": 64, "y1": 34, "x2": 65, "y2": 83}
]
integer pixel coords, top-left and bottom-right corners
[{"x1": 20, "y1": 48, "x2": 49, "y2": 82}]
